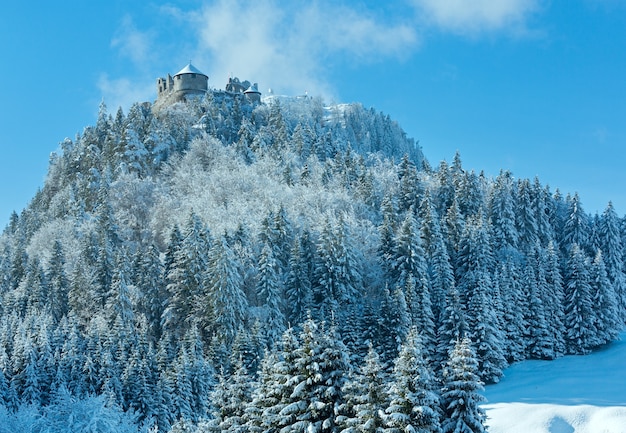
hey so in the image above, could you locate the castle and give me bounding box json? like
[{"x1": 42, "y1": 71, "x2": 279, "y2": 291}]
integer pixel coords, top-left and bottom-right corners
[{"x1": 154, "y1": 62, "x2": 261, "y2": 110}]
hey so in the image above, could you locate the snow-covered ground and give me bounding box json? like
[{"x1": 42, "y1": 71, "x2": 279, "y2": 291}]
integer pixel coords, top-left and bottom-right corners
[{"x1": 482, "y1": 332, "x2": 626, "y2": 433}]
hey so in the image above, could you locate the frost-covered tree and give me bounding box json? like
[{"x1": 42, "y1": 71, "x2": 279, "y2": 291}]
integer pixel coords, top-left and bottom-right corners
[
  {"x1": 339, "y1": 345, "x2": 387, "y2": 433},
  {"x1": 598, "y1": 202, "x2": 626, "y2": 323},
  {"x1": 435, "y1": 285, "x2": 467, "y2": 374},
  {"x1": 201, "y1": 235, "x2": 248, "y2": 344},
  {"x1": 524, "y1": 249, "x2": 554, "y2": 360},
  {"x1": 285, "y1": 232, "x2": 314, "y2": 326},
  {"x1": 391, "y1": 209, "x2": 431, "y2": 328},
  {"x1": 282, "y1": 319, "x2": 350, "y2": 433},
  {"x1": 563, "y1": 193, "x2": 591, "y2": 254},
  {"x1": 256, "y1": 242, "x2": 286, "y2": 346},
  {"x1": 384, "y1": 328, "x2": 441, "y2": 433},
  {"x1": 515, "y1": 179, "x2": 539, "y2": 252},
  {"x1": 208, "y1": 359, "x2": 253, "y2": 433},
  {"x1": 313, "y1": 215, "x2": 362, "y2": 320},
  {"x1": 245, "y1": 327, "x2": 300, "y2": 433},
  {"x1": 564, "y1": 244, "x2": 596, "y2": 353},
  {"x1": 495, "y1": 261, "x2": 527, "y2": 362},
  {"x1": 590, "y1": 250, "x2": 620, "y2": 345},
  {"x1": 440, "y1": 337, "x2": 487, "y2": 433}
]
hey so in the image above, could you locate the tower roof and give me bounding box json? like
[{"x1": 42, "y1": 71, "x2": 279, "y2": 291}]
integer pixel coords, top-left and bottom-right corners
[
  {"x1": 175, "y1": 62, "x2": 207, "y2": 77},
  {"x1": 244, "y1": 83, "x2": 261, "y2": 94}
]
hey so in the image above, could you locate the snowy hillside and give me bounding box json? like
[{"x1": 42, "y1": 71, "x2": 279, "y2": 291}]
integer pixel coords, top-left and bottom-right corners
[
  {"x1": 0, "y1": 91, "x2": 625, "y2": 432},
  {"x1": 483, "y1": 331, "x2": 626, "y2": 432}
]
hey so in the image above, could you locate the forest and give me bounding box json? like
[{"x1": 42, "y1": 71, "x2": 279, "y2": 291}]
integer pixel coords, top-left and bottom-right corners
[{"x1": 0, "y1": 91, "x2": 624, "y2": 432}]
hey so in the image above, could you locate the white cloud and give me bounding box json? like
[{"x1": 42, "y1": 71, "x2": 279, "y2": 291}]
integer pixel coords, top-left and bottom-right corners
[
  {"x1": 102, "y1": 0, "x2": 542, "y2": 107},
  {"x1": 111, "y1": 15, "x2": 154, "y2": 67},
  {"x1": 410, "y1": 0, "x2": 540, "y2": 35},
  {"x1": 97, "y1": 74, "x2": 154, "y2": 112},
  {"x1": 179, "y1": 0, "x2": 418, "y2": 98}
]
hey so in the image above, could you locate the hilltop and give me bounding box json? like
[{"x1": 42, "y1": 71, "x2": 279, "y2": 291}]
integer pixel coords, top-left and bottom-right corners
[{"x1": 0, "y1": 89, "x2": 624, "y2": 432}]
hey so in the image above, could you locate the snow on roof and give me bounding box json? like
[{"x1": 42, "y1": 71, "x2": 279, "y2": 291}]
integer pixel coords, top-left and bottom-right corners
[
  {"x1": 244, "y1": 83, "x2": 260, "y2": 94},
  {"x1": 175, "y1": 63, "x2": 207, "y2": 77}
]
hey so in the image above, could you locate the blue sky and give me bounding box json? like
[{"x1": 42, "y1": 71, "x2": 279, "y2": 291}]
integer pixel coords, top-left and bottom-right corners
[{"x1": 1, "y1": 1, "x2": 626, "y2": 228}]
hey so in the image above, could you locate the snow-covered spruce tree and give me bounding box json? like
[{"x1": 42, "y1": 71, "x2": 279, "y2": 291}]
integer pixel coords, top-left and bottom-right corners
[
  {"x1": 338, "y1": 344, "x2": 387, "y2": 433},
  {"x1": 455, "y1": 215, "x2": 505, "y2": 382},
  {"x1": 590, "y1": 250, "x2": 620, "y2": 345},
  {"x1": 200, "y1": 234, "x2": 248, "y2": 345},
  {"x1": 544, "y1": 241, "x2": 567, "y2": 358},
  {"x1": 494, "y1": 261, "x2": 527, "y2": 363},
  {"x1": 466, "y1": 271, "x2": 507, "y2": 384},
  {"x1": 597, "y1": 202, "x2": 626, "y2": 324},
  {"x1": 515, "y1": 178, "x2": 539, "y2": 252},
  {"x1": 244, "y1": 327, "x2": 301, "y2": 433},
  {"x1": 256, "y1": 242, "x2": 286, "y2": 346},
  {"x1": 440, "y1": 337, "x2": 487, "y2": 433},
  {"x1": 378, "y1": 285, "x2": 410, "y2": 365},
  {"x1": 279, "y1": 318, "x2": 351, "y2": 433},
  {"x1": 489, "y1": 170, "x2": 518, "y2": 256},
  {"x1": 523, "y1": 249, "x2": 554, "y2": 360},
  {"x1": 564, "y1": 244, "x2": 596, "y2": 354},
  {"x1": 133, "y1": 242, "x2": 166, "y2": 343},
  {"x1": 435, "y1": 285, "x2": 466, "y2": 374},
  {"x1": 418, "y1": 193, "x2": 451, "y2": 323},
  {"x1": 391, "y1": 208, "x2": 432, "y2": 335},
  {"x1": 384, "y1": 328, "x2": 441, "y2": 433},
  {"x1": 562, "y1": 193, "x2": 591, "y2": 255},
  {"x1": 162, "y1": 213, "x2": 210, "y2": 342},
  {"x1": 285, "y1": 232, "x2": 315, "y2": 326},
  {"x1": 313, "y1": 215, "x2": 362, "y2": 322},
  {"x1": 207, "y1": 359, "x2": 253, "y2": 433}
]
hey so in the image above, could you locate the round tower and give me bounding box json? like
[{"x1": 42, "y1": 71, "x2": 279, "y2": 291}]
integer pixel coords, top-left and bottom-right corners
[
  {"x1": 244, "y1": 82, "x2": 262, "y2": 104},
  {"x1": 173, "y1": 62, "x2": 208, "y2": 98}
]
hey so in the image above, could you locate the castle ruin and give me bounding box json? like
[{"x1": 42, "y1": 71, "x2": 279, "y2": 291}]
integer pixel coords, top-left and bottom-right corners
[{"x1": 154, "y1": 62, "x2": 261, "y2": 110}]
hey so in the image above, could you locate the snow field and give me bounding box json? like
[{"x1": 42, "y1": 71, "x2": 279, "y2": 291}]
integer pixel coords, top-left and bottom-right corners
[{"x1": 483, "y1": 332, "x2": 626, "y2": 433}]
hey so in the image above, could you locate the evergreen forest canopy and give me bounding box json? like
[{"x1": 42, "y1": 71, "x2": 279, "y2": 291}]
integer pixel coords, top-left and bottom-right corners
[{"x1": 0, "y1": 92, "x2": 624, "y2": 432}]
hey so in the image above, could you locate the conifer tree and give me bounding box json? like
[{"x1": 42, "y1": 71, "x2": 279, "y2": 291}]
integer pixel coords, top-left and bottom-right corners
[
  {"x1": 285, "y1": 233, "x2": 314, "y2": 326},
  {"x1": 466, "y1": 272, "x2": 507, "y2": 383},
  {"x1": 436, "y1": 286, "x2": 467, "y2": 373},
  {"x1": 281, "y1": 319, "x2": 350, "y2": 433},
  {"x1": 46, "y1": 240, "x2": 68, "y2": 323},
  {"x1": 378, "y1": 286, "x2": 410, "y2": 364},
  {"x1": 563, "y1": 193, "x2": 591, "y2": 254},
  {"x1": 256, "y1": 242, "x2": 286, "y2": 346},
  {"x1": 564, "y1": 244, "x2": 596, "y2": 353},
  {"x1": 391, "y1": 209, "x2": 431, "y2": 327},
  {"x1": 590, "y1": 250, "x2": 620, "y2": 345},
  {"x1": 245, "y1": 327, "x2": 300, "y2": 433},
  {"x1": 338, "y1": 345, "x2": 387, "y2": 433},
  {"x1": 598, "y1": 202, "x2": 626, "y2": 323},
  {"x1": 524, "y1": 251, "x2": 554, "y2": 359},
  {"x1": 384, "y1": 328, "x2": 441, "y2": 433},
  {"x1": 440, "y1": 337, "x2": 487, "y2": 433},
  {"x1": 489, "y1": 170, "x2": 518, "y2": 255},
  {"x1": 428, "y1": 222, "x2": 455, "y2": 327},
  {"x1": 515, "y1": 179, "x2": 539, "y2": 252},
  {"x1": 209, "y1": 359, "x2": 253, "y2": 433},
  {"x1": 494, "y1": 262, "x2": 527, "y2": 362},
  {"x1": 314, "y1": 216, "x2": 362, "y2": 320},
  {"x1": 202, "y1": 235, "x2": 248, "y2": 344}
]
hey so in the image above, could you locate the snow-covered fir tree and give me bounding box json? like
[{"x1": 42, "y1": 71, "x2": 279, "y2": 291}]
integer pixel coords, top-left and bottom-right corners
[{"x1": 440, "y1": 337, "x2": 487, "y2": 433}]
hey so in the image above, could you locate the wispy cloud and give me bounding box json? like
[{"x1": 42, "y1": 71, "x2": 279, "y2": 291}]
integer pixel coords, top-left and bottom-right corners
[
  {"x1": 101, "y1": 0, "x2": 543, "y2": 107},
  {"x1": 111, "y1": 15, "x2": 154, "y2": 67},
  {"x1": 409, "y1": 0, "x2": 541, "y2": 36},
  {"x1": 98, "y1": 74, "x2": 154, "y2": 113},
  {"x1": 179, "y1": 0, "x2": 419, "y2": 98}
]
